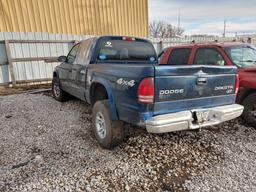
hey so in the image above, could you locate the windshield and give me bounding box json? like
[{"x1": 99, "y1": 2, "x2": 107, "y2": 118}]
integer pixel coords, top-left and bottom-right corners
[
  {"x1": 225, "y1": 45, "x2": 256, "y2": 68},
  {"x1": 97, "y1": 38, "x2": 157, "y2": 63}
]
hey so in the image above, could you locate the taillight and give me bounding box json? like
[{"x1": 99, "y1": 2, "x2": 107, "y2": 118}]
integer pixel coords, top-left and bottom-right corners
[
  {"x1": 138, "y1": 77, "x2": 154, "y2": 104},
  {"x1": 235, "y1": 74, "x2": 239, "y2": 94}
]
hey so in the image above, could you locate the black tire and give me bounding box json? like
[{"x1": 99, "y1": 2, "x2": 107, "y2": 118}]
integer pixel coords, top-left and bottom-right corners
[
  {"x1": 241, "y1": 93, "x2": 256, "y2": 128},
  {"x1": 92, "y1": 100, "x2": 124, "y2": 149},
  {"x1": 52, "y1": 76, "x2": 69, "y2": 102}
]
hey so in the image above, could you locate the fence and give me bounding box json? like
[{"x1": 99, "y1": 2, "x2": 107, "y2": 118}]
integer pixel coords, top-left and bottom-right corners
[
  {"x1": 1, "y1": 32, "x2": 256, "y2": 86},
  {"x1": 0, "y1": 32, "x2": 95, "y2": 86}
]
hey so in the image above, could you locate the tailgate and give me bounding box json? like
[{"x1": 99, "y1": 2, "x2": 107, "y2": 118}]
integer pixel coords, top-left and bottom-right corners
[{"x1": 153, "y1": 65, "x2": 237, "y2": 115}]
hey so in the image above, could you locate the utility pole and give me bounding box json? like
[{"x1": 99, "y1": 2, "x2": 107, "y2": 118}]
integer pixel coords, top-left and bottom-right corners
[
  {"x1": 223, "y1": 20, "x2": 226, "y2": 37},
  {"x1": 177, "y1": 8, "x2": 181, "y2": 36},
  {"x1": 178, "y1": 8, "x2": 181, "y2": 30}
]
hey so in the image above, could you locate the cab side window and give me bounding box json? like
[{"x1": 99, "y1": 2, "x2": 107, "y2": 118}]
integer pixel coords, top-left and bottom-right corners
[
  {"x1": 167, "y1": 48, "x2": 191, "y2": 65},
  {"x1": 67, "y1": 43, "x2": 80, "y2": 64},
  {"x1": 194, "y1": 48, "x2": 226, "y2": 66}
]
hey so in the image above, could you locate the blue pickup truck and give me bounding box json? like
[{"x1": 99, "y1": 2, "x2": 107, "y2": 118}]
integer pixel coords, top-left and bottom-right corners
[{"x1": 52, "y1": 36, "x2": 244, "y2": 148}]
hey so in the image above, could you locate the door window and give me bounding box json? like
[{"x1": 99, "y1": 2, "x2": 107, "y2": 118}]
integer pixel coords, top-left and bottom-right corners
[
  {"x1": 225, "y1": 46, "x2": 256, "y2": 67},
  {"x1": 167, "y1": 48, "x2": 191, "y2": 65},
  {"x1": 194, "y1": 48, "x2": 226, "y2": 66},
  {"x1": 67, "y1": 43, "x2": 80, "y2": 64}
]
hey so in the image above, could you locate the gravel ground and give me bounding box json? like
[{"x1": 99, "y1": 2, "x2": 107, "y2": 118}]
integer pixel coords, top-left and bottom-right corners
[{"x1": 0, "y1": 93, "x2": 256, "y2": 191}]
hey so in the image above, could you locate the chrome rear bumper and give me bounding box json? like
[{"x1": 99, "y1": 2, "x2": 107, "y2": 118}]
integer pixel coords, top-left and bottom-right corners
[{"x1": 146, "y1": 104, "x2": 244, "y2": 133}]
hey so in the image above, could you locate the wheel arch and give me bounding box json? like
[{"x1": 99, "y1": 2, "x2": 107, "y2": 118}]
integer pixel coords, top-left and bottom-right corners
[
  {"x1": 90, "y1": 79, "x2": 118, "y2": 121},
  {"x1": 238, "y1": 88, "x2": 256, "y2": 104},
  {"x1": 53, "y1": 71, "x2": 58, "y2": 78}
]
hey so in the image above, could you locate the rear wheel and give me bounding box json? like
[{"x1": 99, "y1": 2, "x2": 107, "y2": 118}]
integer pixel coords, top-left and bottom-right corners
[
  {"x1": 242, "y1": 93, "x2": 256, "y2": 128},
  {"x1": 92, "y1": 100, "x2": 124, "y2": 149},
  {"x1": 52, "y1": 76, "x2": 69, "y2": 102}
]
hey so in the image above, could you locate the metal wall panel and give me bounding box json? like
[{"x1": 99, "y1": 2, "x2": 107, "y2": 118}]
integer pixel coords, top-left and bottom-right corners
[
  {"x1": 0, "y1": 41, "x2": 9, "y2": 83},
  {"x1": 0, "y1": 0, "x2": 149, "y2": 37},
  {"x1": 0, "y1": 32, "x2": 79, "y2": 84}
]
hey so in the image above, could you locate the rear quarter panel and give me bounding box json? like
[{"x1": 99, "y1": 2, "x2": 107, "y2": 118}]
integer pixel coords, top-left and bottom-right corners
[
  {"x1": 86, "y1": 63, "x2": 155, "y2": 124},
  {"x1": 236, "y1": 69, "x2": 256, "y2": 103},
  {"x1": 238, "y1": 69, "x2": 256, "y2": 89}
]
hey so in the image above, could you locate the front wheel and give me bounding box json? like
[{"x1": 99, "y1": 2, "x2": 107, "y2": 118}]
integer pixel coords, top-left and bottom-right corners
[
  {"x1": 92, "y1": 100, "x2": 124, "y2": 149},
  {"x1": 241, "y1": 93, "x2": 256, "y2": 128},
  {"x1": 52, "y1": 76, "x2": 69, "y2": 102}
]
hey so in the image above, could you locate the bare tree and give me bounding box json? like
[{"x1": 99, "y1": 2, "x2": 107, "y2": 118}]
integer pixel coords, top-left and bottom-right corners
[
  {"x1": 149, "y1": 21, "x2": 184, "y2": 38},
  {"x1": 149, "y1": 21, "x2": 164, "y2": 38}
]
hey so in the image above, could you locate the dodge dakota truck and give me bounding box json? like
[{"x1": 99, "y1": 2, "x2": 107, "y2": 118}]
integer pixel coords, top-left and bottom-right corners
[
  {"x1": 52, "y1": 36, "x2": 244, "y2": 149},
  {"x1": 159, "y1": 42, "x2": 256, "y2": 127}
]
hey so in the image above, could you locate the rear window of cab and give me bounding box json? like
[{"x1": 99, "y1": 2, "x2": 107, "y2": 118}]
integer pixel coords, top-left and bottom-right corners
[{"x1": 97, "y1": 37, "x2": 157, "y2": 63}]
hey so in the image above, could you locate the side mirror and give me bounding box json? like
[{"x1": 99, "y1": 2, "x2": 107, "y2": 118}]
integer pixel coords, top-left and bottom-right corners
[{"x1": 58, "y1": 55, "x2": 67, "y2": 62}]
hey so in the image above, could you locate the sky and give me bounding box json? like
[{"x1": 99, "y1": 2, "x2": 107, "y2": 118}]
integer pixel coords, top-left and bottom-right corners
[{"x1": 148, "y1": 0, "x2": 256, "y2": 37}]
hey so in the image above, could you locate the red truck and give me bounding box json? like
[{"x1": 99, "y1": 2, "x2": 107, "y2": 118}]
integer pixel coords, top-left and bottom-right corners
[{"x1": 159, "y1": 42, "x2": 256, "y2": 127}]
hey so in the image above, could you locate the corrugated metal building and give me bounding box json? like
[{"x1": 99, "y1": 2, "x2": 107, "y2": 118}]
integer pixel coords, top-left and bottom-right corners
[{"x1": 0, "y1": 0, "x2": 148, "y2": 37}]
